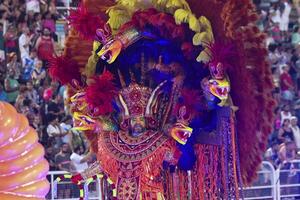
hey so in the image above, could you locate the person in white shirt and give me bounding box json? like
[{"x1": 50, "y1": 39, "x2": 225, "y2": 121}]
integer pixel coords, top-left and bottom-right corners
[
  {"x1": 281, "y1": 104, "x2": 293, "y2": 125},
  {"x1": 60, "y1": 116, "x2": 73, "y2": 147},
  {"x1": 70, "y1": 146, "x2": 89, "y2": 173},
  {"x1": 46, "y1": 114, "x2": 67, "y2": 149},
  {"x1": 291, "y1": 116, "x2": 300, "y2": 149},
  {"x1": 18, "y1": 26, "x2": 31, "y2": 67},
  {"x1": 280, "y1": 0, "x2": 292, "y2": 33},
  {"x1": 26, "y1": 0, "x2": 40, "y2": 13}
]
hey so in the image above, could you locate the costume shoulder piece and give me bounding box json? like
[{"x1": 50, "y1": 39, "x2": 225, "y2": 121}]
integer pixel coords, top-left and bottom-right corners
[{"x1": 50, "y1": 0, "x2": 275, "y2": 188}]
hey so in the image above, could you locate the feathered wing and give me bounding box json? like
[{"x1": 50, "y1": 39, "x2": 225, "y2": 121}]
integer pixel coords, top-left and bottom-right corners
[
  {"x1": 62, "y1": 0, "x2": 275, "y2": 184},
  {"x1": 60, "y1": 0, "x2": 113, "y2": 155},
  {"x1": 187, "y1": 0, "x2": 275, "y2": 184},
  {"x1": 63, "y1": 0, "x2": 113, "y2": 69}
]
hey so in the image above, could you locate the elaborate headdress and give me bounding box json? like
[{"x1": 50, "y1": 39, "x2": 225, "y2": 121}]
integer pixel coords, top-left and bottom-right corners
[
  {"x1": 50, "y1": 0, "x2": 275, "y2": 185},
  {"x1": 118, "y1": 83, "x2": 152, "y2": 118}
]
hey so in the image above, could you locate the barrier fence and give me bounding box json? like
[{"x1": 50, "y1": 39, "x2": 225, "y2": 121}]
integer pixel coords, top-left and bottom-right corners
[{"x1": 46, "y1": 160, "x2": 300, "y2": 200}]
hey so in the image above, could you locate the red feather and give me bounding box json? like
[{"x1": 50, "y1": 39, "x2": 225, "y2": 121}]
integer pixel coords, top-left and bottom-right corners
[
  {"x1": 48, "y1": 55, "x2": 82, "y2": 86},
  {"x1": 68, "y1": 3, "x2": 105, "y2": 40},
  {"x1": 174, "y1": 89, "x2": 201, "y2": 119},
  {"x1": 85, "y1": 71, "x2": 117, "y2": 116},
  {"x1": 206, "y1": 42, "x2": 237, "y2": 70}
]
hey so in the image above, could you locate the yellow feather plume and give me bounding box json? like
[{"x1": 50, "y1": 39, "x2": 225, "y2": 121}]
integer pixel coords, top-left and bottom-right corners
[
  {"x1": 117, "y1": 0, "x2": 136, "y2": 8},
  {"x1": 93, "y1": 41, "x2": 101, "y2": 51},
  {"x1": 199, "y1": 16, "x2": 213, "y2": 34},
  {"x1": 196, "y1": 48, "x2": 211, "y2": 63},
  {"x1": 83, "y1": 53, "x2": 99, "y2": 78},
  {"x1": 188, "y1": 14, "x2": 200, "y2": 32},
  {"x1": 107, "y1": 7, "x2": 131, "y2": 31},
  {"x1": 192, "y1": 32, "x2": 213, "y2": 46},
  {"x1": 154, "y1": 0, "x2": 190, "y2": 11},
  {"x1": 166, "y1": 0, "x2": 186, "y2": 9},
  {"x1": 104, "y1": 0, "x2": 215, "y2": 64},
  {"x1": 174, "y1": 9, "x2": 189, "y2": 24}
]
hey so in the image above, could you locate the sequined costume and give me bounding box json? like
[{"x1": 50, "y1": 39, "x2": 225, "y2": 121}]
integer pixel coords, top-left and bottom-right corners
[{"x1": 49, "y1": 0, "x2": 275, "y2": 199}]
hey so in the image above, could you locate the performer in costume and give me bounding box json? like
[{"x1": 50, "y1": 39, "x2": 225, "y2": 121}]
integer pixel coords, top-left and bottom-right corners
[{"x1": 49, "y1": 0, "x2": 276, "y2": 199}]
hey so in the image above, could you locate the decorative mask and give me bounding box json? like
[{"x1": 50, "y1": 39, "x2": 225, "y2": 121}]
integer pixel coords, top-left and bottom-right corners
[
  {"x1": 208, "y1": 78, "x2": 230, "y2": 106},
  {"x1": 170, "y1": 106, "x2": 193, "y2": 145},
  {"x1": 170, "y1": 122, "x2": 193, "y2": 145},
  {"x1": 97, "y1": 28, "x2": 142, "y2": 64},
  {"x1": 97, "y1": 39, "x2": 123, "y2": 64}
]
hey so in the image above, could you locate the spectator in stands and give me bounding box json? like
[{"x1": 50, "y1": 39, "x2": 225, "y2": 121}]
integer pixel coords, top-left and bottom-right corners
[
  {"x1": 0, "y1": 0, "x2": 13, "y2": 17},
  {"x1": 33, "y1": 12, "x2": 42, "y2": 31},
  {"x1": 15, "y1": 4, "x2": 27, "y2": 31},
  {"x1": 291, "y1": 25, "x2": 300, "y2": 45},
  {"x1": 6, "y1": 52, "x2": 21, "y2": 80},
  {"x1": 290, "y1": 47, "x2": 300, "y2": 82},
  {"x1": 19, "y1": 25, "x2": 32, "y2": 67},
  {"x1": 23, "y1": 98, "x2": 39, "y2": 120},
  {"x1": 268, "y1": 43, "x2": 280, "y2": 67},
  {"x1": 29, "y1": 26, "x2": 41, "y2": 50},
  {"x1": 291, "y1": 116, "x2": 300, "y2": 149},
  {"x1": 31, "y1": 59, "x2": 46, "y2": 87},
  {"x1": 279, "y1": 118, "x2": 294, "y2": 143},
  {"x1": 270, "y1": 3, "x2": 282, "y2": 25},
  {"x1": 14, "y1": 85, "x2": 28, "y2": 112},
  {"x1": 0, "y1": 82, "x2": 8, "y2": 102},
  {"x1": 281, "y1": 104, "x2": 293, "y2": 124},
  {"x1": 294, "y1": 97, "x2": 300, "y2": 125},
  {"x1": 31, "y1": 113, "x2": 43, "y2": 139},
  {"x1": 47, "y1": 95, "x2": 64, "y2": 121},
  {"x1": 280, "y1": 0, "x2": 292, "y2": 35},
  {"x1": 265, "y1": 139, "x2": 280, "y2": 168},
  {"x1": 270, "y1": 22, "x2": 282, "y2": 43},
  {"x1": 45, "y1": 146, "x2": 57, "y2": 171},
  {"x1": 0, "y1": 23, "x2": 5, "y2": 62},
  {"x1": 60, "y1": 116, "x2": 74, "y2": 150},
  {"x1": 70, "y1": 146, "x2": 89, "y2": 173},
  {"x1": 4, "y1": 68, "x2": 19, "y2": 104},
  {"x1": 26, "y1": 0, "x2": 40, "y2": 14},
  {"x1": 0, "y1": 11, "x2": 8, "y2": 34},
  {"x1": 25, "y1": 80, "x2": 39, "y2": 104},
  {"x1": 280, "y1": 65, "x2": 295, "y2": 103},
  {"x1": 35, "y1": 27, "x2": 55, "y2": 63},
  {"x1": 46, "y1": 114, "x2": 65, "y2": 149},
  {"x1": 54, "y1": 143, "x2": 71, "y2": 199},
  {"x1": 42, "y1": 11, "x2": 55, "y2": 35},
  {"x1": 20, "y1": 50, "x2": 36, "y2": 83},
  {"x1": 4, "y1": 25, "x2": 18, "y2": 53}
]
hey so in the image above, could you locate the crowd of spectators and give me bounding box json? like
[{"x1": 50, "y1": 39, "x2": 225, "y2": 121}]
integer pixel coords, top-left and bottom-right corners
[
  {"x1": 255, "y1": 0, "x2": 300, "y2": 197},
  {"x1": 255, "y1": 0, "x2": 300, "y2": 168},
  {"x1": 0, "y1": 0, "x2": 93, "y2": 184}
]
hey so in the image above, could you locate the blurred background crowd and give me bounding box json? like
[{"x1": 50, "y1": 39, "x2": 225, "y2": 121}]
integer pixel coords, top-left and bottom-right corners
[
  {"x1": 1, "y1": 0, "x2": 300, "y2": 190},
  {"x1": 255, "y1": 0, "x2": 300, "y2": 170}
]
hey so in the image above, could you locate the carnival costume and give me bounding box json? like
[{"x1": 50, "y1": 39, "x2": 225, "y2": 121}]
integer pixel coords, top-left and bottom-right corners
[{"x1": 49, "y1": 0, "x2": 275, "y2": 199}]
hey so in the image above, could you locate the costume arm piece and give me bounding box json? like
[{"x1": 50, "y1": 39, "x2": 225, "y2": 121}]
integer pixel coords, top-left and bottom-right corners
[
  {"x1": 96, "y1": 27, "x2": 142, "y2": 64},
  {"x1": 73, "y1": 112, "x2": 117, "y2": 132}
]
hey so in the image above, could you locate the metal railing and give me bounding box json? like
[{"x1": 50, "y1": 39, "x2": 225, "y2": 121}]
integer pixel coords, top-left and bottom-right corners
[
  {"x1": 47, "y1": 171, "x2": 103, "y2": 200},
  {"x1": 46, "y1": 160, "x2": 300, "y2": 200},
  {"x1": 243, "y1": 161, "x2": 277, "y2": 200}
]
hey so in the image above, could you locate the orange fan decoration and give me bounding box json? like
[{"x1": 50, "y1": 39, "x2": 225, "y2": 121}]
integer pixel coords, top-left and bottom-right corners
[{"x1": 0, "y1": 101, "x2": 50, "y2": 200}]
